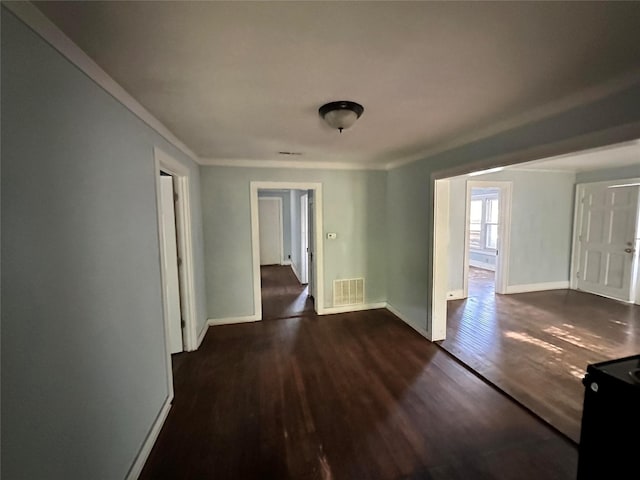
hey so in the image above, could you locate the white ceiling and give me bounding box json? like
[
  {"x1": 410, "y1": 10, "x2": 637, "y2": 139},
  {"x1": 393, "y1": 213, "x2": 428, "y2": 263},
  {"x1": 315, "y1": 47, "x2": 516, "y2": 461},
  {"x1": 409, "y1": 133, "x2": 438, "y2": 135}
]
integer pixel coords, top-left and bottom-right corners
[{"x1": 34, "y1": 1, "x2": 640, "y2": 167}]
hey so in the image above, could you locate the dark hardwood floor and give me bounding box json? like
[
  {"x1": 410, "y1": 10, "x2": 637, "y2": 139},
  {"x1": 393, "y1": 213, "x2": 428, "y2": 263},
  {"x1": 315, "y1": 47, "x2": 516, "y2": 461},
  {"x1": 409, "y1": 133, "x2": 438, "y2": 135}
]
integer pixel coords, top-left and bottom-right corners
[
  {"x1": 141, "y1": 309, "x2": 577, "y2": 479},
  {"x1": 441, "y1": 267, "x2": 640, "y2": 443},
  {"x1": 261, "y1": 265, "x2": 315, "y2": 320}
]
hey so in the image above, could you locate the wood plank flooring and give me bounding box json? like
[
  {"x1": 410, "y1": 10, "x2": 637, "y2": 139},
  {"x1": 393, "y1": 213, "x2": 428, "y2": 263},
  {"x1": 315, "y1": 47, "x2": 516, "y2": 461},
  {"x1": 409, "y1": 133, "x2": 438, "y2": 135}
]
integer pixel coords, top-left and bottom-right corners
[
  {"x1": 441, "y1": 267, "x2": 640, "y2": 443},
  {"x1": 141, "y1": 313, "x2": 577, "y2": 478},
  {"x1": 261, "y1": 265, "x2": 315, "y2": 320}
]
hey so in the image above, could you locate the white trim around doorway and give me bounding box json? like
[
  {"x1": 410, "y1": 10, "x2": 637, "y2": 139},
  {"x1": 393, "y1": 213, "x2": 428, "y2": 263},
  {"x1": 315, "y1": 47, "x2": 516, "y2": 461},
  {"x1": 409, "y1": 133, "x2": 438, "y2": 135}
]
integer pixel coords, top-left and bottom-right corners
[
  {"x1": 250, "y1": 182, "x2": 325, "y2": 319},
  {"x1": 154, "y1": 147, "x2": 199, "y2": 353},
  {"x1": 432, "y1": 179, "x2": 451, "y2": 341}
]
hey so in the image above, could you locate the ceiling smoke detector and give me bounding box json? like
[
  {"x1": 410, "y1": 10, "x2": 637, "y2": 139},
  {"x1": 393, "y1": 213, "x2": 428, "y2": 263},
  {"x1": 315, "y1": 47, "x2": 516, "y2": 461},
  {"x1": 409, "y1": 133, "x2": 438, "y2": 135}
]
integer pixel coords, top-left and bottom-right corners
[{"x1": 319, "y1": 100, "x2": 364, "y2": 133}]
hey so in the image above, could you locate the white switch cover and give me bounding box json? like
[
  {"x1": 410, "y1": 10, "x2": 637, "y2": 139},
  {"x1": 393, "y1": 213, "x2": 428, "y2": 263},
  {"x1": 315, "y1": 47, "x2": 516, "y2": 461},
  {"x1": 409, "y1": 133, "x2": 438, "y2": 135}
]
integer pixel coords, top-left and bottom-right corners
[{"x1": 327, "y1": 232, "x2": 337, "y2": 240}]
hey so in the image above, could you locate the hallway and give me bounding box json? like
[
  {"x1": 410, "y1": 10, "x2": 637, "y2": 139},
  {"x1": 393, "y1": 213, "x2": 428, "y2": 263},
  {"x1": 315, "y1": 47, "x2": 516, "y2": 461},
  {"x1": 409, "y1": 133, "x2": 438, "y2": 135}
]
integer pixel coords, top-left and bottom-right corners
[{"x1": 261, "y1": 265, "x2": 315, "y2": 320}]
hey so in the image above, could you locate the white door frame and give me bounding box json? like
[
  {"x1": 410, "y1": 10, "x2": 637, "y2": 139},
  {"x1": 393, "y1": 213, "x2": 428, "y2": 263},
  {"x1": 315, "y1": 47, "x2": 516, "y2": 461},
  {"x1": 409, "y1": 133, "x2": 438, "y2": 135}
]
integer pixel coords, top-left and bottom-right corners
[
  {"x1": 431, "y1": 178, "x2": 513, "y2": 342},
  {"x1": 463, "y1": 181, "x2": 513, "y2": 297},
  {"x1": 300, "y1": 193, "x2": 309, "y2": 284},
  {"x1": 570, "y1": 178, "x2": 640, "y2": 304},
  {"x1": 432, "y1": 179, "x2": 451, "y2": 341},
  {"x1": 429, "y1": 131, "x2": 640, "y2": 343},
  {"x1": 250, "y1": 182, "x2": 324, "y2": 318},
  {"x1": 154, "y1": 148, "x2": 199, "y2": 364},
  {"x1": 257, "y1": 196, "x2": 284, "y2": 265}
]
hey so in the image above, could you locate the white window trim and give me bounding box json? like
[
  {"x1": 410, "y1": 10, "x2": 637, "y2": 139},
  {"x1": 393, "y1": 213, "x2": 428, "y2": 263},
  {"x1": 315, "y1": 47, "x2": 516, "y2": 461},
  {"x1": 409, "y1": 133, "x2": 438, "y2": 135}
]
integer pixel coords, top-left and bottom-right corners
[{"x1": 469, "y1": 192, "x2": 499, "y2": 253}]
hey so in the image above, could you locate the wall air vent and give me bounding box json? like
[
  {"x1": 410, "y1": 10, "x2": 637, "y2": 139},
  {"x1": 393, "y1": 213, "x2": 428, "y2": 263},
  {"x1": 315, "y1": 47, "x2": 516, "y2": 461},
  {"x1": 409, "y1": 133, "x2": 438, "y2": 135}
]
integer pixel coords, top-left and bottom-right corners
[{"x1": 333, "y1": 278, "x2": 364, "y2": 307}]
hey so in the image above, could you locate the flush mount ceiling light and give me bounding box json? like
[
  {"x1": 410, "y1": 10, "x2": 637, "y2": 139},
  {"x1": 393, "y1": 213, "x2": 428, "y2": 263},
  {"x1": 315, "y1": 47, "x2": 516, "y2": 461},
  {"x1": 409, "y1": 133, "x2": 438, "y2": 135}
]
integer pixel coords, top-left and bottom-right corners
[{"x1": 319, "y1": 100, "x2": 364, "y2": 133}]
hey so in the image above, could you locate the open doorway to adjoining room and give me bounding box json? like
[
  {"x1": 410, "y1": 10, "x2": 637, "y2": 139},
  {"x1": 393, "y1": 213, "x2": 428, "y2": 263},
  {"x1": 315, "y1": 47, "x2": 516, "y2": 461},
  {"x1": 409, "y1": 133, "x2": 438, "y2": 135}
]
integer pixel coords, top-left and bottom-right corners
[
  {"x1": 433, "y1": 139, "x2": 640, "y2": 443},
  {"x1": 252, "y1": 183, "x2": 324, "y2": 320}
]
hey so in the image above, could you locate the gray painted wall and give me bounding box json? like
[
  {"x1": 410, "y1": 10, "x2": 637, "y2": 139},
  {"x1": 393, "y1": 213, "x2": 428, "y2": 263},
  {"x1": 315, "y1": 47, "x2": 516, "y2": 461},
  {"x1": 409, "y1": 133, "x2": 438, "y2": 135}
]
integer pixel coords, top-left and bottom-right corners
[
  {"x1": 201, "y1": 167, "x2": 387, "y2": 318},
  {"x1": 386, "y1": 159, "x2": 434, "y2": 332},
  {"x1": 576, "y1": 163, "x2": 640, "y2": 184},
  {"x1": 1, "y1": 10, "x2": 207, "y2": 479},
  {"x1": 447, "y1": 171, "x2": 576, "y2": 292},
  {"x1": 387, "y1": 82, "x2": 640, "y2": 334},
  {"x1": 258, "y1": 190, "x2": 292, "y2": 261}
]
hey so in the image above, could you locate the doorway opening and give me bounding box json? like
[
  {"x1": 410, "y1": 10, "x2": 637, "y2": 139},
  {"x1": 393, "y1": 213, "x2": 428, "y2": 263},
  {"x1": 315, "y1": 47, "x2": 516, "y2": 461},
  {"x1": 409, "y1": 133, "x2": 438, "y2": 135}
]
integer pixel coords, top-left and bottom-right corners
[
  {"x1": 462, "y1": 181, "x2": 512, "y2": 299},
  {"x1": 432, "y1": 138, "x2": 640, "y2": 443},
  {"x1": 154, "y1": 148, "x2": 199, "y2": 399},
  {"x1": 250, "y1": 182, "x2": 325, "y2": 320},
  {"x1": 467, "y1": 187, "x2": 499, "y2": 299},
  {"x1": 257, "y1": 189, "x2": 313, "y2": 320}
]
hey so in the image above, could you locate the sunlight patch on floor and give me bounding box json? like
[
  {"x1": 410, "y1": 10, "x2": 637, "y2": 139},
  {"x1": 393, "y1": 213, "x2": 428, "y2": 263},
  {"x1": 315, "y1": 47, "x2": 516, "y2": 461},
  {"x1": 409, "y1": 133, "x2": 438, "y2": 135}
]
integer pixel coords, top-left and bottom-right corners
[
  {"x1": 503, "y1": 331, "x2": 564, "y2": 354},
  {"x1": 568, "y1": 365, "x2": 585, "y2": 380},
  {"x1": 609, "y1": 319, "x2": 628, "y2": 326},
  {"x1": 544, "y1": 326, "x2": 592, "y2": 349}
]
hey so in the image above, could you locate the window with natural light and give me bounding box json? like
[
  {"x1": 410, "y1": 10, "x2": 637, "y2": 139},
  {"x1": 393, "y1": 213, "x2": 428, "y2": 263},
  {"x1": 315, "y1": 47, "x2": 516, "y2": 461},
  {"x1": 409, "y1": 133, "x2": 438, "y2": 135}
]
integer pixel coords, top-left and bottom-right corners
[{"x1": 469, "y1": 191, "x2": 499, "y2": 252}]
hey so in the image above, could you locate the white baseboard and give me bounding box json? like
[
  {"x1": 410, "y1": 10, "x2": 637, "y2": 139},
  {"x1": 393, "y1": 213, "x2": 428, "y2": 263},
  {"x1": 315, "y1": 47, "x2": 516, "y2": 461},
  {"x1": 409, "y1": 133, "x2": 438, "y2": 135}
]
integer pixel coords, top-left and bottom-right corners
[
  {"x1": 446, "y1": 289, "x2": 465, "y2": 300},
  {"x1": 126, "y1": 394, "x2": 173, "y2": 480},
  {"x1": 574, "y1": 288, "x2": 636, "y2": 304},
  {"x1": 208, "y1": 315, "x2": 261, "y2": 327},
  {"x1": 282, "y1": 259, "x2": 292, "y2": 266},
  {"x1": 320, "y1": 302, "x2": 387, "y2": 315},
  {"x1": 197, "y1": 323, "x2": 209, "y2": 348},
  {"x1": 505, "y1": 281, "x2": 570, "y2": 294},
  {"x1": 469, "y1": 260, "x2": 496, "y2": 271},
  {"x1": 385, "y1": 303, "x2": 431, "y2": 340}
]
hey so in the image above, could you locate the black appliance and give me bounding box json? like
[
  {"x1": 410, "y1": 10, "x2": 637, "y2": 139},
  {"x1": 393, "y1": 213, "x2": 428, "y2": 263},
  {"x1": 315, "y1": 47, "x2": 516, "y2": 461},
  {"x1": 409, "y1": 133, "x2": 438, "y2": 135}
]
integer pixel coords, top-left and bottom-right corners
[{"x1": 577, "y1": 354, "x2": 640, "y2": 479}]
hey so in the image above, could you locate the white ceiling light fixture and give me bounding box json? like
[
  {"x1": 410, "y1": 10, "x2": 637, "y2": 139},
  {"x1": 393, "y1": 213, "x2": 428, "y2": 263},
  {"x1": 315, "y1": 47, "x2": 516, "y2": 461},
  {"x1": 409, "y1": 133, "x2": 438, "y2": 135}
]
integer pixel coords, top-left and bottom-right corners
[{"x1": 319, "y1": 101, "x2": 364, "y2": 133}]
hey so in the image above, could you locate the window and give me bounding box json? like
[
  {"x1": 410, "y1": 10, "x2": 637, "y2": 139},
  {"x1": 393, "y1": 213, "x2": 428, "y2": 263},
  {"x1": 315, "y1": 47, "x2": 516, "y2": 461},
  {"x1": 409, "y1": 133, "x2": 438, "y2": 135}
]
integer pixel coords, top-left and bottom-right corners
[
  {"x1": 468, "y1": 192, "x2": 499, "y2": 251},
  {"x1": 469, "y1": 199, "x2": 483, "y2": 249}
]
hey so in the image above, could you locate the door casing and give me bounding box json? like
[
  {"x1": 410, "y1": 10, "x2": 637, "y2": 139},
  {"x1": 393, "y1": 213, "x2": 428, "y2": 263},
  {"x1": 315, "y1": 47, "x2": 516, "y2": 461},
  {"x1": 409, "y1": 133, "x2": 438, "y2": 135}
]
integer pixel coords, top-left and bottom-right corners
[
  {"x1": 300, "y1": 193, "x2": 309, "y2": 284},
  {"x1": 250, "y1": 182, "x2": 324, "y2": 319},
  {"x1": 154, "y1": 147, "x2": 199, "y2": 360}
]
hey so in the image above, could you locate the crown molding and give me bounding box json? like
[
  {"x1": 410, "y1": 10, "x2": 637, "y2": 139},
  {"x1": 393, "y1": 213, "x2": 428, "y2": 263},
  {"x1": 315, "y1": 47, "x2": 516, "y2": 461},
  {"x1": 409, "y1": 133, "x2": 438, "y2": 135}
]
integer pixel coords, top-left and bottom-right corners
[
  {"x1": 384, "y1": 68, "x2": 640, "y2": 171},
  {"x1": 430, "y1": 120, "x2": 640, "y2": 180},
  {"x1": 7, "y1": 1, "x2": 639, "y2": 173},
  {"x1": 3, "y1": 1, "x2": 199, "y2": 162},
  {"x1": 507, "y1": 167, "x2": 576, "y2": 174},
  {"x1": 199, "y1": 157, "x2": 387, "y2": 171}
]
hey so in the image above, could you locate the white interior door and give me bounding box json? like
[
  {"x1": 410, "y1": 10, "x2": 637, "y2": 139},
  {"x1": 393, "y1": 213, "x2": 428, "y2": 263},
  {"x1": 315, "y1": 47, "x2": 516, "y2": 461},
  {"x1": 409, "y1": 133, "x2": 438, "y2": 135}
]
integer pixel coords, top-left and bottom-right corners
[
  {"x1": 307, "y1": 191, "x2": 315, "y2": 300},
  {"x1": 300, "y1": 193, "x2": 309, "y2": 284},
  {"x1": 259, "y1": 197, "x2": 282, "y2": 266},
  {"x1": 160, "y1": 175, "x2": 183, "y2": 354},
  {"x1": 576, "y1": 183, "x2": 639, "y2": 301}
]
